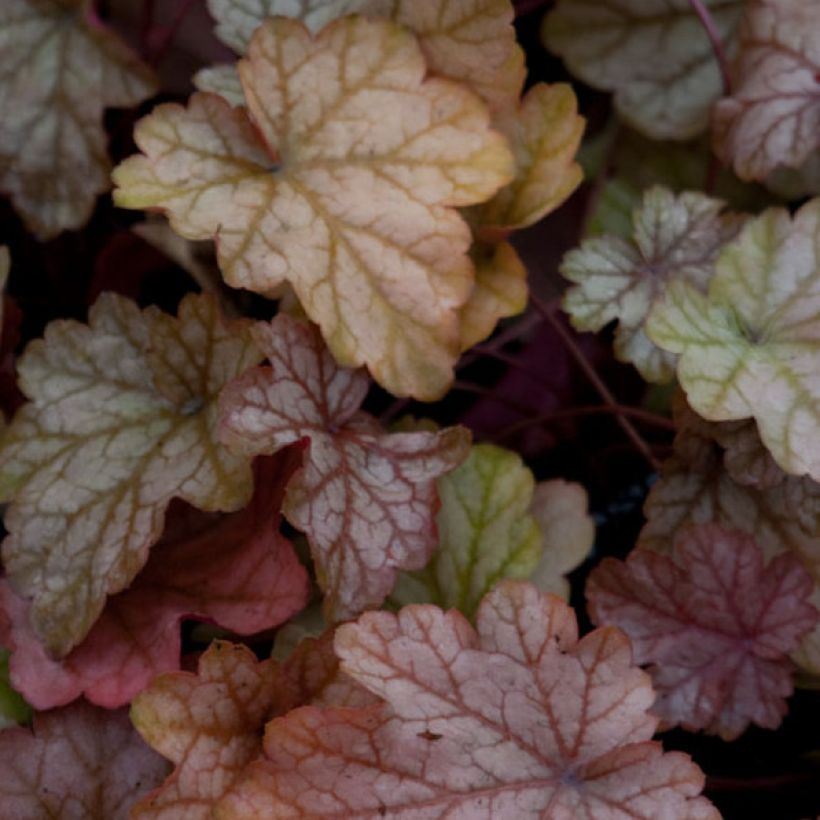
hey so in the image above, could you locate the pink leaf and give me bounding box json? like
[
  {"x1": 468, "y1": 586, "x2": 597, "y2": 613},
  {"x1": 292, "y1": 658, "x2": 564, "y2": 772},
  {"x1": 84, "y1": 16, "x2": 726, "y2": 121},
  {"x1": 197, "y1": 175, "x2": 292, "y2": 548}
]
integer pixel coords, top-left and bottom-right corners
[
  {"x1": 219, "y1": 582, "x2": 718, "y2": 818},
  {"x1": 587, "y1": 523, "x2": 819, "y2": 739},
  {"x1": 220, "y1": 314, "x2": 470, "y2": 621},
  {"x1": 0, "y1": 450, "x2": 310, "y2": 709},
  {"x1": 0, "y1": 700, "x2": 169, "y2": 818}
]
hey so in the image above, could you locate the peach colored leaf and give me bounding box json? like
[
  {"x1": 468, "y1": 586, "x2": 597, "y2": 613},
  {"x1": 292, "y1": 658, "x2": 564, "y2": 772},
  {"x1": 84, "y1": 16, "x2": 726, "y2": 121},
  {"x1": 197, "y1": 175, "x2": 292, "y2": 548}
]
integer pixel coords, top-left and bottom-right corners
[
  {"x1": 220, "y1": 581, "x2": 717, "y2": 819},
  {"x1": 131, "y1": 638, "x2": 371, "y2": 818},
  {"x1": 203, "y1": 0, "x2": 525, "y2": 112},
  {"x1": 530, "y1": 479, "x2": 595, "y2": 599},
  {"x1": 0, "y1": 451, "x2": 309, "y2": 709},
  {"x1": 0, "y1": 0, "x2": 156, "y2": 238},
  {"x1": 0, "y1": 293, "x2": 261, "y2": 657},
  {"x1": 459, "y1": 240, "x2": 527, "y2": 350},
  {"x1": 563, "y1": 186, "x2": 743, "y2": 383},
  {"x1": 478, "y1": 83, "x2": 585, "y2": 233},
  {"x1": 542, "y1": 0, "x2": 744, "y2": 140},
  {"x1": 647, "y1": 198, "x2": 820, "y2": 480},
  {"x1": 713, "y1": 0, "x2": 820, "y2": 181},
  {"x1": 113, "y1": 17, "x2": 514, "y2": 400},
  {"x1": 0, "y1": 700, "x2": 169, "y2": 819},
  {"x1": 390, "y1": 443, "x2": 543, "y2": 617},
  {"x1": 220, "y1": 314, "x2": 471, "y2": 621},
  {"x1": 588, "y1": 523, "x2": 819, "y2": 739}
]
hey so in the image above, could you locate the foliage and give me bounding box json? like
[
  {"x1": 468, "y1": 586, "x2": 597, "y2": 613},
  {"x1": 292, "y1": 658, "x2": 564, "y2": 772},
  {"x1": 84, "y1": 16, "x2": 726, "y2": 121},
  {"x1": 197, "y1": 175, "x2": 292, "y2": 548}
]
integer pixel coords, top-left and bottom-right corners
[{"x1": 1, "y1": 0, "x2": 819, "y2": 817}]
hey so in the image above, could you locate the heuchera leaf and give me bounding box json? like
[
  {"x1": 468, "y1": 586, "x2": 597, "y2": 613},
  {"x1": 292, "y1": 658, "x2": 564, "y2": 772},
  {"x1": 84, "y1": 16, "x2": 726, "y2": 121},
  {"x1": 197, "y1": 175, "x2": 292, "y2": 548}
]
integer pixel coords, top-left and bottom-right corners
[
  {"x1": 542, "y1": 0, "x2": 744, "y2": 140},
  {"x1": 219, "y1": 581, "x2": 718, "y2": 819},
  {"x1": 220, "y1": 314, "x2": 471, "y2": 621},
  {"x1": 0, "y1": 292, "x2": 261, "y2": 656},
  {"x1": 113, "y1": 17, "x2": 514, "y2": 400},
  {"x1": 203, "y1": 0, "x2": 525, "y2": 112},
  {"x1": 390, "y1": 443, "x2": 543, "y2": 617},
  {"x1": 0, "y1": 0, "x2": 156, "y2": 238},
  {"x1": 712, "y1": 0, "x2": 820, "y2": 181},
  {"x1": 0, "y1": 648, "x2": 30, "y2": 728},
  {"x1": 0, "y1": 700, "x2": 170, "y2": 818},
  {"x1": 588, "y1": 523, "x2": 819, "y2": 739},
  {"x1": 647, "y1": 198, "x2": 820, "y2": 480},
  {"x1": 530, "y1": 478, "x2": 595, "y2": 599},
  {"x1": 131, "y1": 637, "x2": 372, "y2": 818},
  {"x1": 563, "y1": 186, "x2": 743, "y2": 383},
  {"x1": 0, "y1": 451, "x2": 310, "y2": 709}
]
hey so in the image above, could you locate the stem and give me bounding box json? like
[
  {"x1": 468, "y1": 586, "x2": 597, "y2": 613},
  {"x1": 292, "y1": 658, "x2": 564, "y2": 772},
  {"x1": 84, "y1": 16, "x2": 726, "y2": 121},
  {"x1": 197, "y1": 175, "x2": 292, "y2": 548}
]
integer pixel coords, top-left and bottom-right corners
[
  {"x1": 147, "y1": 0, "x2": 200, "y2": 67},
  {"x1": 688, "y1": 0, "x2": 732, "y2": 95},
  {"x1": 451, "y1": 380, "x2": 535, "y2": 417},
  {"x1": 529, "y1": 293, "x2": 662, "y2": 471}
]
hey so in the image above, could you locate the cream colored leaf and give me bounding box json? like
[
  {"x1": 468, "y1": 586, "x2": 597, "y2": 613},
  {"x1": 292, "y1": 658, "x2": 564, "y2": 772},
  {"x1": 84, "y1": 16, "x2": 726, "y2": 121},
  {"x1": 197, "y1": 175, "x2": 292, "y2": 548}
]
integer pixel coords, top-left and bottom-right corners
[
  {"x1": 542, "y1": 0, "x2": 744, "y2": 140},
  {"x1": 193, "y1": 63, "x2": 245, "y2": 106},
  {"x1": 205, "y1": 0, "x2": 525, "y2": 112},
  {"x1": 459, "y1": 240, "x2": 527, "y2": 350},
  {"x1": 478, "y1": 83, "x2": 584, "y2": 232},
  {"x1": 0, "y1": 0, "x2": 156, "y2": 238},
  {"x1": 647, "y1": 199, "x2": 820, "y2": 481},
  {"x1": 114, "y1": 18, "x2": 513, "y2": 400},
  {"x1": 0, "y1": 293, "x2": 261, "y2": 656},
  {"x1": 713, "y1": 0, "x2": 820, "y2": 181},
  {"x1": 563, "y1": 186, "x2": 743, "y2": 383}
]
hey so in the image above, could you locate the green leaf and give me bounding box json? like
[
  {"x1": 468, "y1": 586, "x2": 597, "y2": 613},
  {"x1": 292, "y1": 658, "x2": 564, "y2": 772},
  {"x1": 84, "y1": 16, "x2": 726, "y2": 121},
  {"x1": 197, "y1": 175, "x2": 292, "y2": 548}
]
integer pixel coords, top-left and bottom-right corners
[{"x1": 0, "y1": 649, "x2": 30, "y2": 728}]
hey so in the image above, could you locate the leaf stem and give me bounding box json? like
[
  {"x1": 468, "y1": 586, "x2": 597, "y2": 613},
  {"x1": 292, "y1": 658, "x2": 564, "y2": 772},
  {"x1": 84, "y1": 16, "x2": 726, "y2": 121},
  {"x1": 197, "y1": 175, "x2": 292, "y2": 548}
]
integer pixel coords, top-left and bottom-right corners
[
  {"x1": 147, "y1": 0, "x2": 200, "y2": 67},
  {"x1": 688, "y1": 0, "x2": 732, "y2": 95},
  {"x1": 529, "y1": 292, "x2": 662, "y2": 471}
]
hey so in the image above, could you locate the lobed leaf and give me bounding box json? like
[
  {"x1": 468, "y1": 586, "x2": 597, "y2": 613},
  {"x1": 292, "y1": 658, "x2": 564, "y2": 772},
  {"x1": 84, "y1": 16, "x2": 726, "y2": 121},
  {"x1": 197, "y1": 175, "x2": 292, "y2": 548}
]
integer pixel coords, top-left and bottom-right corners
[
  {"x1": 563, "y1": 186, "x2": 743, "y2": 383},
  {"x1": 114, "y1": 17, "x2": 513, "y2": 399},
  {"x1": 203, "y1": 0, "x2": 525, "y2": 112},
  {"x1": 219, "y1": 582, "x2": 718, "y2": 818},
  {"x1": 0, "y1": 700, "x2": 169, "y2": 818},
  {"x1": 588, "y1": 523, "x2": 819, "y2": 739},
  {"x1": 220, "y1": 314, "x2": 470, "y2": 621},
  {"x1": 0, "y1": 452, "x2": 309, "y2": 709},
  {"x1": 0, "y1": 0, "x2": 156, "y2": 238},
  {"x1": 713, "y1": 0, "x2": 820, "y2": 180},
  {"x1": 542, "y1": 0, "x2": 744, "y2": 140},
  {"x1": 0, "y1": 293, "x2": 261, "y2": 656},
  {"x1": 647, "y1": 198, "x2": 820, "y2": 480}
]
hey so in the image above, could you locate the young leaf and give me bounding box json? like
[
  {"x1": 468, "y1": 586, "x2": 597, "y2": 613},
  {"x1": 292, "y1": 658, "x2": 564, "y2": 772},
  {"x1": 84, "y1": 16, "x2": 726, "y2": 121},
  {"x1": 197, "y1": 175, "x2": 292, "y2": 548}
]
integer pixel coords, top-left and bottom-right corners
[
  {"x1": 530, "y1": 479, "x2": 595, "y2": 599},
  {"x1": 0, "y1": 293, "x2": 261, "y2": 657},
  {"x1": 647, "y1": 198, "x2": 820, "y2": 480},
  {"x1": 131, "y1": 638, "x2": 371, "y2": 818},
  {"x1": 113, "y1": 17, "x2": 514, "y2": 400},
  {"x1": 220, "y1": 314, "x2": 470, "y2": 621},
  {"x1": 220, "y1": 582, "x2": 718, "y2": 818},
  {"x1": 391, "y1": 443, "x2": 543, "y2": 617},
  {"x1": 0, "y1": 0, "x2": 156, "y2": 238},
  {"x1": 203, "y1": 0, "x2": 525, "y2": 112},
  {"x1": 563, "y1": 186, "x2": 743, "y2": 383},
  {"x1": 588, "y1": 524, "x2": 819, "y2": 739},
  {"x1": 0, "y1": 452, "x2": 309, "y2": 709},
  {"x1": 0, "y1": 700, "x2": 169, "y2": 818},
  {"x1": 542, "y1": 0, "x2": 744, "y2": 140},
  {"x1": 713, "y1": 0, "x2": 820, "y2": 180}
]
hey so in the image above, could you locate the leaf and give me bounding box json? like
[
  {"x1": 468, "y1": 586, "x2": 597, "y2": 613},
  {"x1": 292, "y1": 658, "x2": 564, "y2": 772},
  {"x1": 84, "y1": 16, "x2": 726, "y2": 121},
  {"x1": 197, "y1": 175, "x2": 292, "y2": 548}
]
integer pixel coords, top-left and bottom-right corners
[
  {"x1": 219, "y1": 581, "x2": 718, "y2": 818},
  {"x1": 713, "y1": 0, "x2": 820, "y2": 181},
  {"x1": 203, "y1": 0, "x2": 525, "y2": 112},
  {"x1": 647, "y1": 198, "x2": 820, "y2": 480},
  {"x1": 477, "y1": 83, "x2": 585, "y2": 233},
  {"x1": 0, "y1": 0, "x2": 156, "y2": 238},
  {"x1": 391, "y1": 443, "x2": 543, "y2": 617},
  {"x1": 530, "y1": 479, "x2": 595, "y2": 599},
  {"x1": 459, "y1": 240, "x2": 528, "y2": 349},
  {"x1": 0, "y1": 648, "x2": 30, "y2": 729},
  {"x1": 0, "y1": 293, "x2": 261, "y2": 657},
  {"x1": 588, "y1": 523, "x2": 819, "y2": 739},
  {"x1": 0, "y1": 451, "x2": 310, "y2": 709},
  {"x1": 131, "y1": 638, "x2": 372, "y2": 818},
  {"x1": 542, "y1": 0, "x2": 744, "y2": 140},
  {"x1": 563, "y1": 186, "x2": 743, "y2": 383},
  {"x1": 0, "y1": 700, "x2": 169, "y2": 818},
  {"x1": 113, "y1": 18, "x2": 514, "y2": 400},
  {"x1": 220, "y1": 314, "x2": 471, "y2": 621}
]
